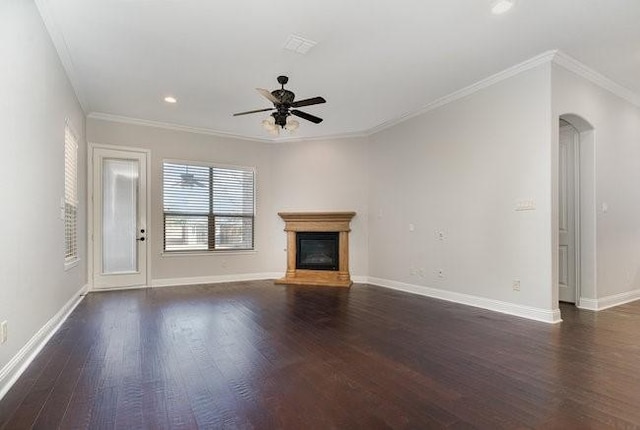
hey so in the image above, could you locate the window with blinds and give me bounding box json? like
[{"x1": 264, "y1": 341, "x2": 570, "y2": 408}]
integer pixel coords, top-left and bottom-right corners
[
  {"x1": 64, "y1": 122, "x2": 79, "y2": 262},
  {"x1": 163, "y1": 161, "x2": 255, "y2": 251}
]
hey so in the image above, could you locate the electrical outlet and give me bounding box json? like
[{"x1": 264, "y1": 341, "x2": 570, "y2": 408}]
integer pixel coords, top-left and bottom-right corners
[
  {"x1": 512, "y1": 280, "x2": 521, "y2": 291},
  {"x1": 410, "y1": 267, "x2": 417, "y2": 276},
  {"x1": 0, "y1": 321, "x2": 7, "y2": 344},
  {"x1": 437, "y1": 269, "x2": 445, "y2": 278},
  {"x1": 437, "y1": 231, "x2": 446, "y2": 241},
  {"x1": 418, "y1": 268, "x2": 425, "y2": 278}
]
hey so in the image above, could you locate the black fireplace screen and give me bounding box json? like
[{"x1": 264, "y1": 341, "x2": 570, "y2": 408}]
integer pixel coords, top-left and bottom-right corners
[{"x1": 296, "y1": 232, "x2": 339, "y2": 271}]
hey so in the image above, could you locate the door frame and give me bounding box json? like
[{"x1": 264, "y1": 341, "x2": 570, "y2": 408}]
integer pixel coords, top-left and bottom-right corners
[
  {"x1": 87, "y1": 143, "x2": 152, "y2": 291},
  {"x1": 572, "y1": 127, "x2": 581, "y2": 306},
  {"x1": 559, "y1": 120, "x2": 582, "y2": 305}
]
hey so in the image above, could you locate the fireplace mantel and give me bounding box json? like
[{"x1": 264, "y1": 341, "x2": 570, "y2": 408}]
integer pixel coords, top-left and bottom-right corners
[{"x1": 275, "y1": 212, "x2": 356, "y2": 288}]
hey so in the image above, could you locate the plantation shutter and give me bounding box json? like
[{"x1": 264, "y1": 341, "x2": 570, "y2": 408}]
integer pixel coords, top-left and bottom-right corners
[
  {"x1": 64, "y1": 122, "x2": 79, "y2": 261},
  {"x1": 163, "y1": 162, "x2": 254, "y2": 251}
]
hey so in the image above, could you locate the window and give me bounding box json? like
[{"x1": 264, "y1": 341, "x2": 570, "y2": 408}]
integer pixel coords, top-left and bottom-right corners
[
  {"x1": 64, "y1": 121, "x2": 79, "y2": 263},
  {"x1": 163, "y1": 161, "x2": 255, "y2": 251}
]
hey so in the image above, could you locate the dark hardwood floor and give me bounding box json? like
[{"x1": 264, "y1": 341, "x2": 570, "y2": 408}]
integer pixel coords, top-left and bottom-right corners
[{"x1": 1, "y1": 281, "x2": 640, "y2": 429}]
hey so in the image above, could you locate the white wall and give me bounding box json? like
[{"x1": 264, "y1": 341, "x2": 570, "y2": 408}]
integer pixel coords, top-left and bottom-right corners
[
  {"x1": 368, "y1": 64, "x2": 555, "y2": 312},
  {"x1": 86, "y1": 120, "x2": 371, "y2": 281},
  {"x1": 552, "y1": 64, "x2": 640, "y2": 301},
  {"x1": 0, "y1": 0, "x2": 86, "y2": 375}
]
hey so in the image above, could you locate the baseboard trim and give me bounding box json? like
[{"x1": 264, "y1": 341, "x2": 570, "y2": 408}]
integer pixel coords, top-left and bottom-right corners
[
  {"x1": 366, "y1": 277, "x2": 562, "y2": 324},
  {"x1": 0, "y1": 284, "x2": 89, "y2": 402},
  {"x1": 577, "y1": 297, "x2": 598, "y2": 311},
  {"x1": 578, "y1": 289, "x2": 640, "y2": 311},
  {"x1": 151, "y1": 272, "x2": 281, "y2": 288},
  {"x1": 90, "y1": 284, "x2": 151, "y2": 292}
]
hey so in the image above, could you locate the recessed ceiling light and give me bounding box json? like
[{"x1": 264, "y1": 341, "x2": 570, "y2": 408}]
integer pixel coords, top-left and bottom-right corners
[
  {"x1": 491, "y1": 0, "x2": 515, "y2": 15},
  {"x1": 164, "y1": 96, "x2": 177, "y2": 104}
]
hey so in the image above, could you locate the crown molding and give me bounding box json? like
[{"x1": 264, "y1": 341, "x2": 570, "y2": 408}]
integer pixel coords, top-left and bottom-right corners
[
  {"x1": 87, "y1": 112, "x2": 275, "y2": 143},
  {"x1": 274, "y1": 130, "x2": 369, "y2": 143},
  {"x1": 551, "y1": 51, "x2": 640, "y2": 107},
  {"x1": 367, "y1": 50, "x2": 559, "y2": 135},
  {"x1": 88, "y1": 112, "x2": 369, "y2": 144},
  {"x1": 35, "y1": 0, "x2": 90, "y2": 113}
]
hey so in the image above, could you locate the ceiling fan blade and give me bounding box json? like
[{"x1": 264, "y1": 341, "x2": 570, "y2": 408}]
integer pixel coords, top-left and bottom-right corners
[
  {"x1": 291, "y1": 109, "x2": 323, "y2": 124},
  {"x1": 256, "y1": 88, "x2": 280, "y2": 104},
  {"x1": 290, "y1": 96, "x2": 326, "y2": 108},
  {"x1": 233, "y1": 107, "x2": 274, "y2": 116}
]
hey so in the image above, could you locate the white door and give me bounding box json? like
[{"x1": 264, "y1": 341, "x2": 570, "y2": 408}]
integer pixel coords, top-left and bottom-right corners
[
  {"x1": 92, "y1": 147, "x2": 148, "y2": 289},
  {"x1": 558, "y1": 121, "x2": 579, "y2": 303}
]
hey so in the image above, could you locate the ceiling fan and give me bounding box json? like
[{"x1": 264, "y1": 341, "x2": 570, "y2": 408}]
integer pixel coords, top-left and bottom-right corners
[{"x1": 233, "y1": 76, "x2": 326, "y2": 134}]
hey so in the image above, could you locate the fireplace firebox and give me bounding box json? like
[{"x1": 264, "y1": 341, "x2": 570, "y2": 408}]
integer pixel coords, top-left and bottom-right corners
[{"x1": 296, "y1": 232, "x2": 339, "y2": 271}]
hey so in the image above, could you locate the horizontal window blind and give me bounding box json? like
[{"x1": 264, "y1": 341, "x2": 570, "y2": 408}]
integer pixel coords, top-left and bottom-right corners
[
  {"x1": 64, "y1": 122, "x2": 78, "y2": 262},
  {"x1": 163, "y1": 162, "x2": 254, "y2": 251}
]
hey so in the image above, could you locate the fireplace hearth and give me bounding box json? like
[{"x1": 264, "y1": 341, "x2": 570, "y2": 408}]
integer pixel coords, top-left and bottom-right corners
[{"x1": 275, "y1": 212, "x2": 356, "y2": 288}]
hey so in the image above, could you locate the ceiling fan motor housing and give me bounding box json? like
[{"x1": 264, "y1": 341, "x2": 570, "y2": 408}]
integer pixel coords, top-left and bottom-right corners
[
  {"x1": 272, "y1": 75, "x2": 294, "y2": 104},
  {"x1": 272, "y1": 89, "x2": 295, "y2": 104}
]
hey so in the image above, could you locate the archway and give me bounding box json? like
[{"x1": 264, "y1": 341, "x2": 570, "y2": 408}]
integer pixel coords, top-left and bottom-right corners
[{"x1": 557, "y1": 113, "x2": 596, "y2": 311}]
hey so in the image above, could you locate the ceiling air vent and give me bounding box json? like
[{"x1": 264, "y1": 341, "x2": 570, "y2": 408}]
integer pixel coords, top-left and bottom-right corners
[{"x1": 283, "y1": 34, "x2": 317, "y2": 55}]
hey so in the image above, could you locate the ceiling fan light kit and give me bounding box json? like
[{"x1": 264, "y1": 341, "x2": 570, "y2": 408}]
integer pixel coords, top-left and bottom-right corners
[{"x1": 233, "y1": 75, "x2": 326, "y2": 135}]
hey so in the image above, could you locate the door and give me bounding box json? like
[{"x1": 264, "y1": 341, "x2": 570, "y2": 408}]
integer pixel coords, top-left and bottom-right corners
[
  {"x1": 558, "y1": 121, "x2": 579, "y2": 303},
  {"x1": 92, "y1": 147, "x2": 148, "y2": 289}
]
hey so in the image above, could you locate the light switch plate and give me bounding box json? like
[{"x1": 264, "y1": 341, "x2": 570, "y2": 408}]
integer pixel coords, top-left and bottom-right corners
[{"x1": 515, "y1": 199, "x2": 536, "y2": 211}]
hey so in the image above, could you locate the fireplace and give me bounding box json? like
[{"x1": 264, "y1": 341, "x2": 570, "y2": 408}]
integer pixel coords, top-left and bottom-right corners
[
  {"x1": 296, "y1": 232, "x2": 339, "y2": 271},
  {"x1": 275, "y1": 212, "x2": 355, "y2": 288}
]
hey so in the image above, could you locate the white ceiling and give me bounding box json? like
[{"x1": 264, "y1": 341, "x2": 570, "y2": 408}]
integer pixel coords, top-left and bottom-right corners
[{"x1": 37, "y1": 0, "x2": 640, "y2": 141}]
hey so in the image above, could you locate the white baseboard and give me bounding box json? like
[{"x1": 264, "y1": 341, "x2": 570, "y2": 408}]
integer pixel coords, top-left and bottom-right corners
[
  {"x1": 151, "y1": 272, "x2": 281, "y2": 288},
  {"x1": 366, "y1": 277, "x2": 562, "y2": 324},
  {"x1": 578, "y1": 289, "x2": 640, "y2": 311},
  {"x1": 90, "y1": 284, "x2": 151, "y2": 292},
  {"x1": 0, "y1": 284, "x2": 89, "y2": 402},
  {"x1": 577, "y1": 298, "x2": 598, "y2": 311}
]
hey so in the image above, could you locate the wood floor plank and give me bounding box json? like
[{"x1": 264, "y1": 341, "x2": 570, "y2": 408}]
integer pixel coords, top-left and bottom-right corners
[{"x1": 2, "y1": 281, "x2": 640, "y2": 429}]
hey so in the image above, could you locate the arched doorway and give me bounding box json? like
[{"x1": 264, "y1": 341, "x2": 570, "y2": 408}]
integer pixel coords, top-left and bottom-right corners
[{"x1": 557, "y1": 114, "x2": 595, "y2": 309}]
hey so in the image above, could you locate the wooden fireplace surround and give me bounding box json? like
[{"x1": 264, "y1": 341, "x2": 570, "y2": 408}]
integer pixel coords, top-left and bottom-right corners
[{"x1": 275, "y1": 212, "x2": 356, "y2": 288}]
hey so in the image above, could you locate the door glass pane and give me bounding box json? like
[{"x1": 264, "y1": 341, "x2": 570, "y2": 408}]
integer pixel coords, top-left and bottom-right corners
[{"x1": 102, "y1": 158, "x2": 138, "y2": 274}]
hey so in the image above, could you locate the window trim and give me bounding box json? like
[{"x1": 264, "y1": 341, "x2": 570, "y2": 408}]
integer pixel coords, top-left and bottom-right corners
[{"x1": 162, "y1": 158, "x2": 256, "y2": 253}]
